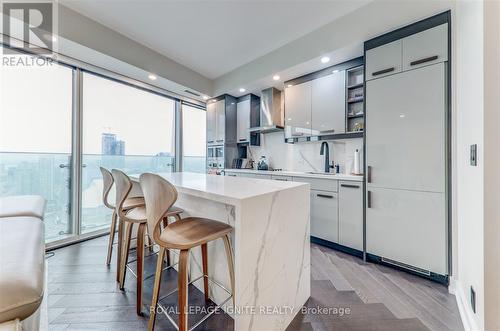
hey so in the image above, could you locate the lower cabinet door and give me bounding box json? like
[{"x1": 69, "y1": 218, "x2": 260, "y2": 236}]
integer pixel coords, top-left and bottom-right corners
[
  {"x1": 311, "y1": 190, "x2": 338, "y2": 243},
  {"x1": 339, "y1": 181, "x2": 363, "y2": 250},
  {"x1": 366, "y1": 187, "x2": 446, "y2": 275}
]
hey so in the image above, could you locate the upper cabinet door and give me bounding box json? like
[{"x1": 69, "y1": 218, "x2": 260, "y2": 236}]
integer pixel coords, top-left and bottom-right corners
[
  {"x1": 284, "y1": 81, "x2": 312, "y2": 137},
  {"x1": 206, "y1": 102, "x2": 216, "y2": 144},
  {"x1": 236, "y1": 99, "x2": 250, "y2": 143},
  {"x1": 365, "y1": 40, "x2": 402, "y2": 81},
  {"x1": 311, "y1": 71, "x2": 346, "y2": 135},
  {"x1": 403, "y1": 24, "x2": 448, "y2": 71},
  {"x1": 215, "y1": 99, "x2": 225, "y2": 143}
]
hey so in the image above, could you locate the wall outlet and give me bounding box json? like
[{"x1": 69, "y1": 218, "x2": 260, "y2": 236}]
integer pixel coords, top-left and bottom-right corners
[
  {"x1": 470, "y1": 286, "x2": 476, "y2": 313},
  {"x1": 470, "y1": 144, "x2": 477, "y2": 166}
]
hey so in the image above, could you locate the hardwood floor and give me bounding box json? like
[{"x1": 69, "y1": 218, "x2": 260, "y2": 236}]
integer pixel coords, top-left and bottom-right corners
[{"x1": 47, "y1": 236, "x2": 463, "y2": 331}]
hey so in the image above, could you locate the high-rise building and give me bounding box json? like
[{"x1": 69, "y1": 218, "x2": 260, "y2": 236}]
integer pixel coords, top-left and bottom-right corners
[
  {"x1": 101, "y1": 133, "x2": 117, "y2": 155},
  {"x1": 101, "y1": 133, "x2": 126, "y2": 155},
  {"x1": 114, "y1": 140, "x2": 125, "y2": 156}
]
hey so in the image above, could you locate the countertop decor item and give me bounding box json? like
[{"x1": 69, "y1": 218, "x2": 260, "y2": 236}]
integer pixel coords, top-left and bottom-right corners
[{"x1": 257, "y1": 156, "x2": 269, "y2": 170}]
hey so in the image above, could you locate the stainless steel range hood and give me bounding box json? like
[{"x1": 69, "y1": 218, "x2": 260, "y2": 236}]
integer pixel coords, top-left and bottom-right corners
[{"x1": 249, "y1": 87, "x2": 284, "y2": 133}]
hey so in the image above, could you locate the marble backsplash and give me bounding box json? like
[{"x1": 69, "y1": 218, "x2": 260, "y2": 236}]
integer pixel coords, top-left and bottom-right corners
[{"x1": 247, "y1": 131, "x2": 364, "y2": 175}]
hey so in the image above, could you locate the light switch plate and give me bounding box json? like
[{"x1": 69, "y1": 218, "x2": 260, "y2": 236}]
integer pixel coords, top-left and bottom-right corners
[{"x1": 470, "y1": 144, "x2": 477, "y2": 166}]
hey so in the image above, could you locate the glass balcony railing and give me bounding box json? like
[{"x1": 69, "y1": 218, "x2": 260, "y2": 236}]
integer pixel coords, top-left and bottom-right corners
[{"x1": 0, "y1": 152, "x2": 205, "y2": 242}]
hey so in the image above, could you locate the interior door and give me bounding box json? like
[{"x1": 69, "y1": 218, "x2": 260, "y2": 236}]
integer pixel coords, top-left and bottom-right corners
[
  {"x1": 365, "y1": 63, "x2": 446, "y2": 192},
  {"x1": 366, "y1": 187, "x2": 446, "y2": 275}
]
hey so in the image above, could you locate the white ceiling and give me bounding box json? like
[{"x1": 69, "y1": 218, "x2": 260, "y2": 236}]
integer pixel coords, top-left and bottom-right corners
[{"x1": 60, "y1": 0, "x2": 369, "y2": 79}]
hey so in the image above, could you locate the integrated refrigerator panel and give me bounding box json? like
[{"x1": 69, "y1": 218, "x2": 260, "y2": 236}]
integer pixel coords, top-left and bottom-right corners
[{"x1": 365, "y1": 63, "x2": 446, "y2": 193}]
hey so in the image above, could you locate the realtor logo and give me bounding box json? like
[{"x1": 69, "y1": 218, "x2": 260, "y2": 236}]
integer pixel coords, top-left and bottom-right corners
[{"x1": 2, "y1": 1, "x2": 54, "y2": 54}]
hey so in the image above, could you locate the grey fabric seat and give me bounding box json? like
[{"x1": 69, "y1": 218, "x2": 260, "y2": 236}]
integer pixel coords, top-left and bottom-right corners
[
  {"x1": 0, "y1": 216, "x2": 45, "y2": 323},
  {"x1": 0, "y1": 196, "x2": 46, "y2": 219}
]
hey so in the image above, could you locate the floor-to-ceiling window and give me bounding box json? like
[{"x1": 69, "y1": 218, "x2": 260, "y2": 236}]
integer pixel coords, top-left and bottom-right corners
[
  {"x1": 0, "y1": 45, "x2": 203, "y2": 244},
  {"x1": 80, "y1": 72, "x2": 176, "y2": 234},
  {"x1": 182, "y1": 103, "x2": 206, "y2": 173},
  {"x1": 0, "y1": 53, "x2": 74, "y2": 242}
]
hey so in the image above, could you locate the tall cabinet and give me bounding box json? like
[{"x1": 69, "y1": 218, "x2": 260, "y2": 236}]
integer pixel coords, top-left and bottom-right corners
[
  {"x1": 365, "y1": 18, "x2": 449, "y2": 277},
  {"x1": 206, "y1": 95, "x2": 237, "y2": 173}
]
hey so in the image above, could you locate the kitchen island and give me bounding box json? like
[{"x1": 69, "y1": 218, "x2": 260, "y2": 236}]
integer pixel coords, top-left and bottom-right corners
[{"x1": 130, "y1": 172, "x2": 310, "y2": 331}]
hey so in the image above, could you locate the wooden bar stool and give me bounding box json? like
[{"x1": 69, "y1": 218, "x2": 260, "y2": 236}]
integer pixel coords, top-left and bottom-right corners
[
  {"x1": 139, "y1": 173, "x2": 235, "y2": 331},
  {"x1": 100, "y1": 167, "x2": 144, "y2": 267},
  {"x1": 112, "y1": 169, "x2": 183, "y2": 315}
]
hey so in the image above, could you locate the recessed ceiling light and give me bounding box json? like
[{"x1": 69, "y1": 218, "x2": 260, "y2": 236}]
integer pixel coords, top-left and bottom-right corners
[
  {"x1": 287, "y1": 84, "x2": 293, "y2": 88},
  {"x1": 239, "y1": 88, "x2": 246, "y2": 93},
  {"x1": 321, "y1": 56, "x2": 330, "y2": 63},
  {"x1": 332, "y1": 69, "x2": 339, "y2": 73},
  {"x1": 148, "y1": 74, "x2": 157, "y2": 81},
  {"x1": 202, "y1": 95, "x2": 209, "y2": 100},
  {"x1": 273, "y1": 75, "x2": 280, "y2": 81}
]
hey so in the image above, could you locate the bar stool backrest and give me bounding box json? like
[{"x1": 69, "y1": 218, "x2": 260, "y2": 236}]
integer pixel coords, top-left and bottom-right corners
[
  {"x1": 100, "y1": 167, "x2": 114, "y2": 209},
  {"x1": 111, "y1": 169, "x2": 133, "y2": 220},
  {"x1": 139, "y1": 173, "x2": 178, "y2": 244}
]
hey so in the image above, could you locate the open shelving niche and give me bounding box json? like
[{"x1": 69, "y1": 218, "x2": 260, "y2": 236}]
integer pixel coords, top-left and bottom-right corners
[{"x1": 346, "y1": 66, "x2": 365, "y2": 134}]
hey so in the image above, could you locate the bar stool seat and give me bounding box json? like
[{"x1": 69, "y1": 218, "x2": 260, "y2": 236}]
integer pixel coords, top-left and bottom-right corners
[
  {"x1": 159, "y1": 217, "x2": 232, "y2": 249},
  {"x1": 122, "y1": 197, "x2": 145, "y2": 210},
  {"x1": 125, "y1": 205, "x2": 184, "y2": 223}
]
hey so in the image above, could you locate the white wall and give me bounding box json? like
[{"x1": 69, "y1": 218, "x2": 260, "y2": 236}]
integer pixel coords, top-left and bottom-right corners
[
  {"x1": 248, "y1": 132, "x2": 363, "y2": 174},
  {"x1": 454, "y1": 1, "x2": 484, "y2": 330},
  {"x1": 483, "y1": 1, "x2": 500, "y2": 330}
]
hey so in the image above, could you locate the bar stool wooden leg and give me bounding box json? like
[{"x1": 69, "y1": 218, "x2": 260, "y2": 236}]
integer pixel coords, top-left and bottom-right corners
[
  {"x1": 148, "y1": 247, "x2": 165, "y2": 331},
  {"x1": 161, "y1": 218, "x2": 171, "y2": 266},
  {"x1": 201, "y1": 243, "x2": 209, "y2": 301},
  {"x1": 106, "y1": 211, "x2": 117, "y2": 266},
  {"x1": 119, "y1": 221, "x2": 133, "y2": 290},
  {"x1": 116, "y1": 217, "x2": 124, "y2": 283},
  {"x1": 222, "y1": 235, "x2": 235, "y2": 307},
  {"x1": 137, "y1": 223, "x2": 146, "y2": 315},
  {"x1": 178, "y1": 249, "x2": 190, "y2": 331}
]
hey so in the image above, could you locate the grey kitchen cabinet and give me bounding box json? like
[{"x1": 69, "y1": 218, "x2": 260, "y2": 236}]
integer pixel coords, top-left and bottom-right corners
[
  {"x1": 236, "y1": 99, "x2": 250, "y2": 143},
  {"x1": 215, "y1": 99, "x2": 226, "y2": 144},
  {"x1": 365, "y1": 63, "x2": 445, "y2": 192},
  {"x1": 365, "y1": 40, "x2": 402, "y2": 80},
  {"x1": 366, "y1": 187, "x2": 446, "y2": 275},
  {"x1": 311, "y1": 71, "x2": 346, "y2": 135},
  {"x1": 338, "y1": 181, "x2": 363, "y2": 251},
  {"x1": 402, "y1": 23, "x2": 448, "y2": 71},
  {"x1": 206, "y1": 102, "x2": 216, "y2": 144},
  {"x1": 310, "y1": 190, "x2": 339, "y2": 243},
  {"x1": 284, "y1": 81, "x2": 312, "y2": 137}
]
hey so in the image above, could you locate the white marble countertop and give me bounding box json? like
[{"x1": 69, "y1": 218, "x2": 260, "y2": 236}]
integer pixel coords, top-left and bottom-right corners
[
  {"x1": 224, "y1": 168, "x2": 364, "y2": 182},
  {"x1": 130, "y1": 172, "x2": 308, "y2": 206}
]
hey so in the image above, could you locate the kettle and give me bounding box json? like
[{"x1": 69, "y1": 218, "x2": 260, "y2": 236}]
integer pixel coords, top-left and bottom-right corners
[{"x1": 257, "y1": 156, "x2": 269, "y2": 170}]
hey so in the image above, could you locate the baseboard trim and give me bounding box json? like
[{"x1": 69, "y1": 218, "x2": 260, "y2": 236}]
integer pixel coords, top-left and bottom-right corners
[{"x1": 454, "y1": 279, "x2": 479, "y2": 331}]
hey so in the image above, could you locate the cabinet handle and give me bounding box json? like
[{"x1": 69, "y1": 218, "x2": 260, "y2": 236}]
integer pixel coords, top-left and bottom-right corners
[
  {"x1": 410, "y1": 55, "x2": 438, "y2": 66},
  {"x1": 207, "y1": 140, "x2": 214, "y2": 143},
  {"x1": 227, "y1": 174, "x2": 236, "y2": 177},
  {"x1": 367, "y1": 166, "x2": 372, "y2": 183},
  {"x1": 317, "y1": 194, "x2": 334, "y2": 199},
  {"x1": 216, "y1": 139, "x2": 224, "y2": 142},
  {"x1": 372, "y1": 67, "x2": 395, "y2": 76},
  {"x1": 274, "y1": 178, "x2": 288, "y2": 181},
  {"x1": 239, "y1": 138, "x2": 247, "y2": 141},
  {"x1": 367, "y1": 191, "x2": 372, "y2": 208},
  {"x1": 340, "y1": 184, "x2": 360, "y2": 189}
]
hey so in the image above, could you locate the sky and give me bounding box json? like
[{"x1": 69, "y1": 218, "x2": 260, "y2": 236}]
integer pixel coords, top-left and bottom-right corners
[{"x1": 0, "y1": 55, "x2": 206, "y2": 157}]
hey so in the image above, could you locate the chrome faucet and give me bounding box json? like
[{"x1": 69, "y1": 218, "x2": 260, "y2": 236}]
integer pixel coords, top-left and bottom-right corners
[{"x1": 320, "y1": 142, "x2": 332, "y2": 173}]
